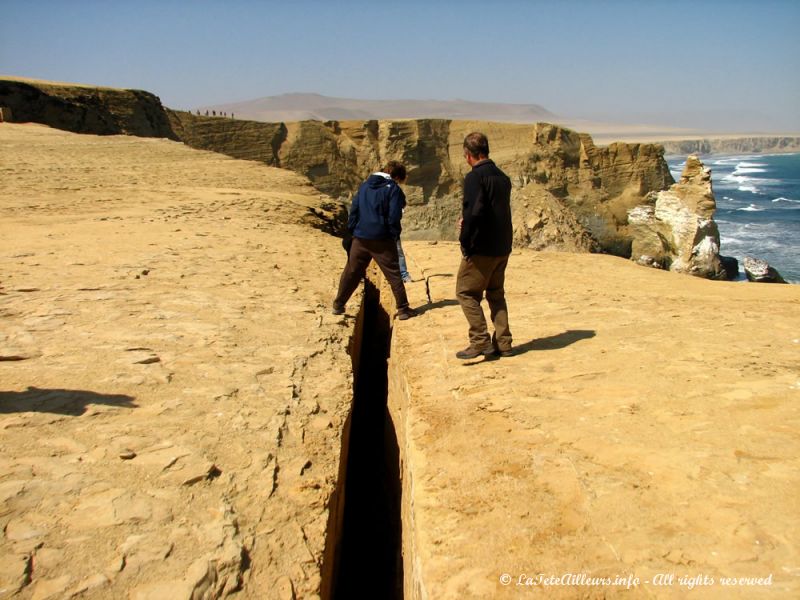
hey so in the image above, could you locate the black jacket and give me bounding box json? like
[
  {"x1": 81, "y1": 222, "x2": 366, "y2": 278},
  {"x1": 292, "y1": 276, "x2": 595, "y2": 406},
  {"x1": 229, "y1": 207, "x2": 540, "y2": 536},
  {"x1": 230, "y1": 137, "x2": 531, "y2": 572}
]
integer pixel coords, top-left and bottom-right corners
[
  {"x1": 348, "y1": 173, "x2": 406, "y2": 241},
  {"x1": 460, "y1": 159, "x2": 513, "y2": 257}
]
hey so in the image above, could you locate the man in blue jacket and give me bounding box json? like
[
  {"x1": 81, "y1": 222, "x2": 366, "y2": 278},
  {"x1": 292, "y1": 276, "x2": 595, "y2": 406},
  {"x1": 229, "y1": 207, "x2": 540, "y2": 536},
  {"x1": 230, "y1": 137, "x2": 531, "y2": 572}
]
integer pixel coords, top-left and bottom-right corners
[
  {"x1": 333, "y1": 161, "x2": 417, "y2": 320},
  {"x1": 455, "y1": 132, "x2": 513, "y2": 358}
]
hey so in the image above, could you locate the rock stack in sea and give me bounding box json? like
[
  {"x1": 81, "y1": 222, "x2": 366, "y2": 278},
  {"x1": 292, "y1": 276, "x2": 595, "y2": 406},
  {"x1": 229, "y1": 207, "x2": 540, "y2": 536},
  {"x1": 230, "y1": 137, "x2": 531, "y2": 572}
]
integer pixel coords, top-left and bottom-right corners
[{"x1": 628, "y1": 155, "x2": 729, "y2": 279}]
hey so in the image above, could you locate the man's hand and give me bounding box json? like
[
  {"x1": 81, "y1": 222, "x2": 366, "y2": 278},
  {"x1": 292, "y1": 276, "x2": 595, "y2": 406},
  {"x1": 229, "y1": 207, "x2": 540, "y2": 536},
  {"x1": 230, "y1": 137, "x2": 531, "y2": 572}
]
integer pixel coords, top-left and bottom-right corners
[{"x1": 457, "y1": 217, "x2": 463, "y2": 233}]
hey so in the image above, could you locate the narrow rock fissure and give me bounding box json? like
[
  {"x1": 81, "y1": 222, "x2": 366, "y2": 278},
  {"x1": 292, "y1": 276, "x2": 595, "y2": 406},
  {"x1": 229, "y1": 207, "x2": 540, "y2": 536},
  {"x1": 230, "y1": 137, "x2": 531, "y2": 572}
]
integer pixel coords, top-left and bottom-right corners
[{"x1": 330, "y1": 277, "x2": 404, "y2": 600}]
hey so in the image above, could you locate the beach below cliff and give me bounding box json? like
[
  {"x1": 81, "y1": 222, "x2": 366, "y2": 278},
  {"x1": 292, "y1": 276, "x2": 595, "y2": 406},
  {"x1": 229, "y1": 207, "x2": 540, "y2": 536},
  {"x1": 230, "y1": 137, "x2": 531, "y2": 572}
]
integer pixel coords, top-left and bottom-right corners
[{"x1": 1, "y1": 123, "x2": 799, "y2": 599}]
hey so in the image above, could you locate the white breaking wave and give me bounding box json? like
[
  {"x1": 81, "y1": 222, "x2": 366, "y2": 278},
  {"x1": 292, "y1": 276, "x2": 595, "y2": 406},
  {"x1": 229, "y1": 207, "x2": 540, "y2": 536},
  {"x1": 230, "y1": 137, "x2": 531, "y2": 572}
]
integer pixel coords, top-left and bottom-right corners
[
  {"x1": 720, "y1": 236, "x2": 744, "y2": 245},
  {"x1": 714, "y1": 156, "x2": 763, "y2": 167},
  {"x1": 773, "y1": 197, "x2": 800, "y2": 203},
  {"x1": 721, "y1": 173, "x2": 753, "y2": 183},
  {"x1": 720, "y1": 172, "x2": 776, "y2": 194},
  {"x1": 732, "y1": 161, "x2": 768, "y2": 177},
  {"x1": 721, "y1": 174, "x2": 746, "y2": 183},
  {"x1": 733, "y1": 166, "x2": 767, "y2": 175},
  {"x1": 736, "y1": 204, "x2": 765, "y2": 212}
]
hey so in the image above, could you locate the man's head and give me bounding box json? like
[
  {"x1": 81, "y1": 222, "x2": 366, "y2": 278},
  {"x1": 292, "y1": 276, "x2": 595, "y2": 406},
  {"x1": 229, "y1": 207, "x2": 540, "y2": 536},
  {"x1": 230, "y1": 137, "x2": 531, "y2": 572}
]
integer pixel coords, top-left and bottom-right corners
[
  {"x1": 463, "y1": 132, "x2": 489, "y2": 165},
  {"x1": 384, "y1": 160, "x2": 407, "y2": 183}
]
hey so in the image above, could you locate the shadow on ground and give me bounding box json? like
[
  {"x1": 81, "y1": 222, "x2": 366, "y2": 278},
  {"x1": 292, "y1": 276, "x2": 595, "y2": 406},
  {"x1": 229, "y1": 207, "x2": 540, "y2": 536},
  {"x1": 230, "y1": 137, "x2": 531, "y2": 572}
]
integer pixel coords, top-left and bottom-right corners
[
  {"x1": 510, "y1": 329, "x2": 597, "y2": 356},
  {"x1": 0, "y1": 387, "x2": 138, "y2": 415},
  {"x1": 414, "y1": 298, "x2": 460, "y2": 316},
  {"x1": 461, "y1": 329, "x2": 598, "y2": 365}
]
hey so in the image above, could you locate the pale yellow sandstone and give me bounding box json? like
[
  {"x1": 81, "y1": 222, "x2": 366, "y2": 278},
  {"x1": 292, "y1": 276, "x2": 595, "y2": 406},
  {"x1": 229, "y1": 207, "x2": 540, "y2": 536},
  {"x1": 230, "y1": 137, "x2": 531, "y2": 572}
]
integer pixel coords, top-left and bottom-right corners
[
  {"x1": 0, "y1": 123, "x2": 354, "y2": 599},
  {"x1": 2, "y1": 122, "x2": 798, "y2": 600}
]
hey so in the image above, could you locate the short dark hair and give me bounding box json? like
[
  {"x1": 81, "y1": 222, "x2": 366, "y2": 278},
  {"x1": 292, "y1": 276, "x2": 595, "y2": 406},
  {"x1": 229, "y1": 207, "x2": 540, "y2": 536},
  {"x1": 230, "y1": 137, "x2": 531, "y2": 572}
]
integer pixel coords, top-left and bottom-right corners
[
  {"x1": 463, "y1": 132, "x2": 489, "y2": 159},
  {"x1": 384, "y1": 160, "x2": 407, "y2": 182}
]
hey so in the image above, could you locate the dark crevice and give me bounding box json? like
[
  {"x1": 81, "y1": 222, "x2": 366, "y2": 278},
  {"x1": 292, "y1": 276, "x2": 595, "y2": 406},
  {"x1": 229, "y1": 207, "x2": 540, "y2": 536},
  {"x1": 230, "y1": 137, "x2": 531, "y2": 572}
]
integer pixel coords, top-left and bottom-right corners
[
  {"x1": 240, "y1": 547, "x2": 251, "y2": 572},
  {"x1": 327, "y1": 277, "x2": 404, "y2": 600}
]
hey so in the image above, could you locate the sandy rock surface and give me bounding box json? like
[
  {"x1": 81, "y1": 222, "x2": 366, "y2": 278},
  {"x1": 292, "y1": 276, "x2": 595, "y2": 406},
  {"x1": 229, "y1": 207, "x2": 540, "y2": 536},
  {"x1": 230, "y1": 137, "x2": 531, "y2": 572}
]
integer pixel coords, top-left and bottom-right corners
[
  {"x1": 3, "y1": 121, "x2": 799, "y2": 600},
  {"x1": 393, "y1": 242, "x2": 800, "y2": 599},
  {"x1": 0, "y1": 124, "x2": 354, "y2": 599}
]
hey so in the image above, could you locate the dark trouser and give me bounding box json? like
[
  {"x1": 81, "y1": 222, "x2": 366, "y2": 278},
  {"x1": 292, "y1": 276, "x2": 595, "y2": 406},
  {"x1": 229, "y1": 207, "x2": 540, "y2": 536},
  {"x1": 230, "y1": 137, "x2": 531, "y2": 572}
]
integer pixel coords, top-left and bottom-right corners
[
  {"x1": 456, "y1": 254, "x2": 512, "y2": 352},
  {"x1": 334, "y1": 237, "x2": 409, "y2": 309}
]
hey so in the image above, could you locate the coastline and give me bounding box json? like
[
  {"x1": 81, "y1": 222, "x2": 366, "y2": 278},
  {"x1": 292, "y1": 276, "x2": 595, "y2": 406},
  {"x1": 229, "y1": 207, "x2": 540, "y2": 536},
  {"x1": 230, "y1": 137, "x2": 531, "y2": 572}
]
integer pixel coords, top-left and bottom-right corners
[
  {"x1": 591, "y1": 133, "x2": 800, "y2": 155},
  {"x1": 665, "y1": 152, "x2": 799, "y2": 283}
]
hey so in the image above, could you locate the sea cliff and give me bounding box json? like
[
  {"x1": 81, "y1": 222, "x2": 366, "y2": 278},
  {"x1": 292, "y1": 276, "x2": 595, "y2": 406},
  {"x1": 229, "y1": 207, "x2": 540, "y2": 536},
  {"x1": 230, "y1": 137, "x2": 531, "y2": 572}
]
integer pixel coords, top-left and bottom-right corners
[
  {"x1": 168, "y1": 112, "x2": 675, "y2": 257},
  {"x1": 10, "y1": 77, "x2": 786, "y2": 282},
  {"x1": 660, "y1": 136, "x2": 800, "y2": 156},
  {"x1": 1, "y1": 77, "x2": 674, "y2": 259}
]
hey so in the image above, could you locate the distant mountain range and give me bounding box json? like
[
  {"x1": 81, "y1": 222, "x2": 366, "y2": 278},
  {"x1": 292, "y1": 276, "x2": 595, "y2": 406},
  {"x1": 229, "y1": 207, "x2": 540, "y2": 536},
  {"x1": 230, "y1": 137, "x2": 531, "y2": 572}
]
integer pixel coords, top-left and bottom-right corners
[{"x1": 197, "y1": 93, "x2": 558, "y2": 123}]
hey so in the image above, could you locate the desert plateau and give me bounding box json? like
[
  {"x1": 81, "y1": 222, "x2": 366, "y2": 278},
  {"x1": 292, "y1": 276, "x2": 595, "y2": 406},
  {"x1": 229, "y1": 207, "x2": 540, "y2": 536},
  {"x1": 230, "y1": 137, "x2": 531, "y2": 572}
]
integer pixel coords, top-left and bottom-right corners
[{"x1": 1, "y1": 80, "x2": 799, "y2": 600}]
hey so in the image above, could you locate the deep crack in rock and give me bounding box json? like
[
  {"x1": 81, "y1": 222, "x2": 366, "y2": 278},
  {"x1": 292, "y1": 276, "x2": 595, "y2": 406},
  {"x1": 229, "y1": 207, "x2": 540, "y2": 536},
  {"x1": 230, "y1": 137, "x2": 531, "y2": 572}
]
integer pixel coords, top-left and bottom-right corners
[{"x1": 324, "y1": 277, "x2": 403, "y2": 600}]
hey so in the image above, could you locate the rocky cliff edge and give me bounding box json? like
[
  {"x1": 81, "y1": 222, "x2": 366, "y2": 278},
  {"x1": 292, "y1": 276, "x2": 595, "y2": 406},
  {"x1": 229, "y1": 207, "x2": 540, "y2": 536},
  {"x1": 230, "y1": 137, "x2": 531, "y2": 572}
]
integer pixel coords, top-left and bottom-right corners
[
  {"x1": 0, "y1": 77, "x2": 177, "y2": 139},
  {"x1": 2, "y1": 78, "x2": 680, "y2": 262},
  {"x1": 167, "y1": 113, "x2": 675, "y2": 256}
]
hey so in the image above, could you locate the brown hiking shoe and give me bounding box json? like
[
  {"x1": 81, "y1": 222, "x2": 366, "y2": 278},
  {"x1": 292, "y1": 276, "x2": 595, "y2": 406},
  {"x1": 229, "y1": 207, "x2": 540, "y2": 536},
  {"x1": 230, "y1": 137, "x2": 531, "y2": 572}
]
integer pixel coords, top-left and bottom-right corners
[
  {"x1": 455, "y1": 345, "x2": 495, "y2": 360},
  {"x1": 396, "y1": 307, "x2": 418, "y2": 321}
]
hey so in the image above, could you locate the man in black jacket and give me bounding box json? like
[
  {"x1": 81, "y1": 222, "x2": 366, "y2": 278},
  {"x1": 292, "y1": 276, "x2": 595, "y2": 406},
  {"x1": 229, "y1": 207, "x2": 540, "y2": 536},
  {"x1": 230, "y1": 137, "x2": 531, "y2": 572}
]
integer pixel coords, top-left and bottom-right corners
[
  {"x1": 455, "y1": 132, "x2": 513, "y2": 359},
  {"x1": 333, "y1": 161, "x2": 417, "y2": 320}
]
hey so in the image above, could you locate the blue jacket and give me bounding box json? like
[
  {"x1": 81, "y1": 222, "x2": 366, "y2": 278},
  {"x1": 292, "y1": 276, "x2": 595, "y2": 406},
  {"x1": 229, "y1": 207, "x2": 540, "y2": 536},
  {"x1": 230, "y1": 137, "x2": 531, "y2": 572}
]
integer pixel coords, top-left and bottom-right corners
[{"x1": 348, "y1": 173, "x2": 406, "y2": 240}]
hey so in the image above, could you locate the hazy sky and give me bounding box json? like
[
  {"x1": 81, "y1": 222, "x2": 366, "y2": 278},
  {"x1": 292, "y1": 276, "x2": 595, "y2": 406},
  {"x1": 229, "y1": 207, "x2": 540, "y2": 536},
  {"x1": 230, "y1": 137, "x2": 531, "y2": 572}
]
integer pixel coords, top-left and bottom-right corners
[{"x1": 2, "y1": 0, "x2": 799, "y2": 131}]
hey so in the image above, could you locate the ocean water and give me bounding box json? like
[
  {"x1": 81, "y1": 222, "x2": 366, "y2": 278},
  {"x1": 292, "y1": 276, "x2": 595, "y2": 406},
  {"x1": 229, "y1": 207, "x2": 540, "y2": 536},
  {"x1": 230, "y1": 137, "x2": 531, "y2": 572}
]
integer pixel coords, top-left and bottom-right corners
[{"x1": 666, "y1": 153, "x2": 800, "y2": 283}]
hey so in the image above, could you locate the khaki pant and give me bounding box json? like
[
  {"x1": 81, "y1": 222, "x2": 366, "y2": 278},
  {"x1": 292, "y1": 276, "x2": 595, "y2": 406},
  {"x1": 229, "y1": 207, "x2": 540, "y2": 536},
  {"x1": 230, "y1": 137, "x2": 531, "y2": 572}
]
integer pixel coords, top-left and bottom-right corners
[
  {"x1": 456, "y1": 255, "x2": 512, "y2": 352},
  {"x1": 335, "y1": 237, "x2": 409, "y2": 309}
]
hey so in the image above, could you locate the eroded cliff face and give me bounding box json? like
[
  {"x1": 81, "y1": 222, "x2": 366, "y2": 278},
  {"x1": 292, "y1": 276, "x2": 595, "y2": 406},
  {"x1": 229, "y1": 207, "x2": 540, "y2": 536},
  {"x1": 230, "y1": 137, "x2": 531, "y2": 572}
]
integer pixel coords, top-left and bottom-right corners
[
  {"x1": 2, "y1": 77, "x2": 677, "y2": 256},
  {"x1": 167, "y1": 110, "x2": 286, "y2": 166},
  {"x1": 501, "y1": 126, "x2": 674, "y2": 254},
  {"x1": 0, "y1": 78, "x2": 177, "y2": 139},
  {"x1": 512, "y1": 184, "x2": 598, "y2": 253},
  {"x1": 164, "y1": 112, "x2": 674, "y2": 253},
  {"x1": 660, "y1": 137, "x2": 800, "y2": 155}
]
